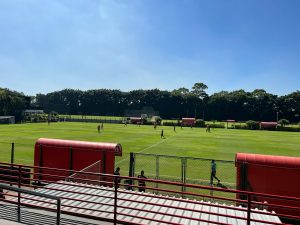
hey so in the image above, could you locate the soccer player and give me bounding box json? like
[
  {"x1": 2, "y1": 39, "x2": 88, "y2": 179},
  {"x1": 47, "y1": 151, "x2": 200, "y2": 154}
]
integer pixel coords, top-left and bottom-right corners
[
  {"x1": 206, "y1": 125, "x2": 211, "y2": 132},
  {"x1": 161, "y1": 129, "x2": 165, "y2": 139},
  {"x1": 210, "y1": 160, "x2": 220, "y2": 185},
  {"x1": 137, "y1": 170, "x2": 147, "y2": 192}
]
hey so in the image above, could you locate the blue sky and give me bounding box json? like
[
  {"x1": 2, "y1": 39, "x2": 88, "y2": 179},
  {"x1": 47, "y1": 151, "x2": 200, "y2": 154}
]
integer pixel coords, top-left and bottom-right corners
[{"x1": 0, "y1": 0, "x2": 300, "y2": 96}]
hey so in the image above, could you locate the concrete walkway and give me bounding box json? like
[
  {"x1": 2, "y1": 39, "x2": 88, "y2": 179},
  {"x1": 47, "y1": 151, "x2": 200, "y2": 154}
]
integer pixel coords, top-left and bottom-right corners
[{"x1": 0, "y1": 219, "x2": 22, "y2": 224}]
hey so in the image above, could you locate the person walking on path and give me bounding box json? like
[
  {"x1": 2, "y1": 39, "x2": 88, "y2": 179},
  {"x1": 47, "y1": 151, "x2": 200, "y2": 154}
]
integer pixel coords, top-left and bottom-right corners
[
  {"x1": 137, "y1": 170, "x2": 147, "y2": 192},
  {"x1": 210, "y1": 160, "x2": 220, "y2": 185}
]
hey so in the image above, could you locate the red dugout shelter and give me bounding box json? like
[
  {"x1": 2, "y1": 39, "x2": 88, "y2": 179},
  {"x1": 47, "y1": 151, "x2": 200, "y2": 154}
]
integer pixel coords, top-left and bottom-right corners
[
  {"x1": 225, "y1": 119, "x2": 235, "y2": 128},
  {"x1": 260, "y1": 122, "x2": 278, "y2": 129},
  {"x1": 130, "y1": 117, "x2": 142, "y2": 124},
  {"x1": 181, "y1": 118, "x2": 195, "y2": 126},
  {"x1": 236, "y1": 152, "x2": 300, "y2": 216},
  {"x1": 34, "y1": 138, "x2": 122, "y2": 182}
]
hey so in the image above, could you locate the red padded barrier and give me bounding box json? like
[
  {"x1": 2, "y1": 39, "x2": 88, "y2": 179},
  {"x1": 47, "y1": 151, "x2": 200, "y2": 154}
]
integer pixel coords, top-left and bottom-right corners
[
  {"x1": 34, "y1": 138, "x2": 122, "y2": 182},
  {"x1": 236, "y1": 152, "x2": 300, "y2": 216}
]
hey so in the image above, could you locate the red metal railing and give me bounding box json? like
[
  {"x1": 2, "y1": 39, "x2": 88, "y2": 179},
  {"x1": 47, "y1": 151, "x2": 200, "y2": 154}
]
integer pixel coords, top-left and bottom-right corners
[{"x1": 0, "y1": 161, "x2": 299, "y2": 225}]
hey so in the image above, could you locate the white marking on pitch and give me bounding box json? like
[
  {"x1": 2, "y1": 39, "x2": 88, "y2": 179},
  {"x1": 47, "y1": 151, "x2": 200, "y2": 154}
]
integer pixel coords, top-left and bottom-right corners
[{"x1": 115, "y1": 132, "x2": 181, "y2": 165}]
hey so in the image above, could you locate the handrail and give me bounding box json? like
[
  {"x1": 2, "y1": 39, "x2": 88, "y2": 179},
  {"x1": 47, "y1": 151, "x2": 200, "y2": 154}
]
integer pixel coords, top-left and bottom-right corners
[
  {"x1": 0, "y1": 183, "x2": 60, "y2": 200},
  {"x1": 134, "y1": 152, "x2": 234, "y2": 163},
  {"x1": 0, "y1": 183, "x2": 61, "y2": 225},
  {"x1": 0, "y1": 162, "x2": 298, "y2": 225},
  {"x1": 0, "y1": 160, "x2": 297, "y2": 203},
  {"x1": 4, "y1": 160, "x2": 299, "y2": 203}
]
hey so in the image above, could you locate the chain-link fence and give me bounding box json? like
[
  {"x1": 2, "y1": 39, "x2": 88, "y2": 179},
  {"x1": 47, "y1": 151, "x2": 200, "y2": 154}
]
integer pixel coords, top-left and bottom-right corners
[
  {"x1": 129, "y1": 152, "x2": 236, "y2": 200},
  {"x1": 132, "y1": 153, "x2": 235, "y2": 187},
  {"x1": 0, "y1": 142, "x2": 34, "y2": 165}
]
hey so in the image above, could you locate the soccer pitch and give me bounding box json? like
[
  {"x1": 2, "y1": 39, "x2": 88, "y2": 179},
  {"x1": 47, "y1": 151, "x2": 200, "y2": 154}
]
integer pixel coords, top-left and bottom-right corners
[{"x1": 0, "y1": 122, "x2": 299, "y2": 187}]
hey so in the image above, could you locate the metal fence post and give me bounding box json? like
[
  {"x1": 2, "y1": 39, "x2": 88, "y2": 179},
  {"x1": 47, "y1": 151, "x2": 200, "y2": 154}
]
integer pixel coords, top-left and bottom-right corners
[
  {"x1": 10, "y1": 143, "x2": 15, "y2": 186},
  {"x1": 156, "y1": 155, "x2": 159, "y2": 194},
  {"x1": 18, "y1": 165, "x2": 22, "y2": 222},
  {"x1": 183, "y1": 158, "x2": 187, "y2": 193},
  {"x1": 129, "y1": 152, "x2": 135, "y2": 190},
  {"x1": 11, "y1": 142, "x2": 14, "y2": 164},
  {"x1": 247, "y1": 193, "x2": 251, "y2": 225},
  {"x1": 181, "y1": 158, "x2": 187, "y2": 197},
  {"x1": 56, "y1": 198, "x2": 61, "y2": 225}
]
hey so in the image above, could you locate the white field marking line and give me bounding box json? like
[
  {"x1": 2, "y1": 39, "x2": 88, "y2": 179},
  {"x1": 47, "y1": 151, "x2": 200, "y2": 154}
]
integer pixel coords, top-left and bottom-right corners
[{"x1": 115, "y1": 132, "x2": 181, "y2": 165}]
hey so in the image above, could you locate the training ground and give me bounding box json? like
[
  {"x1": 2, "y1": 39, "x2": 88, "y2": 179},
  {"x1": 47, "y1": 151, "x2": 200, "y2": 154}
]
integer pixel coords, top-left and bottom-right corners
[{"x1": 0, "y1": 122, "x2": 299, "y2": 186}]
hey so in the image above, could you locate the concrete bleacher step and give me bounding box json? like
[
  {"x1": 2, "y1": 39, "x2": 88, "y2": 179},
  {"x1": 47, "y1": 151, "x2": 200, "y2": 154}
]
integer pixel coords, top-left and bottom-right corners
[
  {"x1": 0, "y1": 219, "x2": 22, "y2": 225},
  {"x1": 7, "y1": 180, "x2": 282, "y2": 224}
]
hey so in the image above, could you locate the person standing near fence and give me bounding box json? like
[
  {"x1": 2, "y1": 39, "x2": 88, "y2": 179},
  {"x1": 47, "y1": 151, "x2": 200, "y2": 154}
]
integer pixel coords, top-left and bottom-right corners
[
  {"x1": 101, "y1": 123, "x2": 104, "y2": 130},
  {"x1": 0, "y1": 188, "x2": 4, "y2": 199},
  {"x1": 114, "y1": 167, "x2": 121, "y2": 188},
  {"x1": 137, "y1": 170, "x2": 147, "y2": 192},
  {"x1": 210, "y1": 160, "x2": 220, "y2": 185},
  {"x1": 97, "y1": 124, "x2": 100, "y2": 133}
]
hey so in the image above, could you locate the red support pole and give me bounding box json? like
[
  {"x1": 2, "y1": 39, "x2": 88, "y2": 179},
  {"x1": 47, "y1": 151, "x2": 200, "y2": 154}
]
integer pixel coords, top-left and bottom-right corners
[
  {"x1": 114, "y1": 176, "x2": 118, "y2": 225},
  {"x1": 18, "y1": 165, "x2": 22, "y2": 222}
]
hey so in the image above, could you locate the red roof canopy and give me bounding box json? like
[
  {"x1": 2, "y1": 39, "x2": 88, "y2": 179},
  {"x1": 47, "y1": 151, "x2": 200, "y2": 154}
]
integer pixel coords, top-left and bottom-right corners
[
  {"x1": 260, "y1": 122, "x2": 278, "y2": 128},
  {"x1": 182, "y1": 118, "x2": 196, "y2": 121},
  {"x1": 36, "y1": 138, "x2": 122, "y2": 156}
]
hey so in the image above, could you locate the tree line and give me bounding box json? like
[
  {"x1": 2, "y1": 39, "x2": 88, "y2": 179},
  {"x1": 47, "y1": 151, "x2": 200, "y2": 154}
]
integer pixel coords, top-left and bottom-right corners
[
  {"x1": 0, "y1": 88, "x2": 30, "y2": 121},
  {"x1": 1, "y1": 83, "x2": 299, "y2": 123}
]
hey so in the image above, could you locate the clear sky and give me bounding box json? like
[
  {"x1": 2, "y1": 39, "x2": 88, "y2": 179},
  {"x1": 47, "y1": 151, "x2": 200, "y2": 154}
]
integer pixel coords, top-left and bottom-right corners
[{"x1": 0, "y1": 0, "x2": 300, "y2": 96}]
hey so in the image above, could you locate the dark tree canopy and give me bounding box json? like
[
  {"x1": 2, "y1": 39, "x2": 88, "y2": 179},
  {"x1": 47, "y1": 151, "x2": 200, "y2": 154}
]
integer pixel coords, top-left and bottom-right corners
[
  {"x1": 1, "y1": 83, "x2": 300, "y2": 123},
  {"x1": 0, "y1": 88, "x2": 28, "y2": 121}
]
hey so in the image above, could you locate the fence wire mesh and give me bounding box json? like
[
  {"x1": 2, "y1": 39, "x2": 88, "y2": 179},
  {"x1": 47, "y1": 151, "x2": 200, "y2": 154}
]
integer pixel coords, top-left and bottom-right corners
[
  {"x1": 132, "y1": 152, "x2": 236, "y2": 200},
  {"x1": 0, "y1": 142, "x2": 34, "y2": 165},
  {"x1": 66, "y1": 160, "x2": 101, "y2": 185},
  {"x1": 0, "y1": 142, "x2": 11, "y2": 163}
]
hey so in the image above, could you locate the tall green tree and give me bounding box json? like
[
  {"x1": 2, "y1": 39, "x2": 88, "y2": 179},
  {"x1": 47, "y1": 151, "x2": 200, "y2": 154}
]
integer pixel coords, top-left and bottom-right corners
[{"x1": 0, "y1": 88, "x2": 27, "y2": 121}]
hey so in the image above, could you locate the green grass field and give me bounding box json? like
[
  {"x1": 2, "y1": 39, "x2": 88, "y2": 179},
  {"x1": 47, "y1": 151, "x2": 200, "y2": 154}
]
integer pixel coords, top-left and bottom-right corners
[{"x1": 0, "y1": 122, "x2": 299, "y2": 189}]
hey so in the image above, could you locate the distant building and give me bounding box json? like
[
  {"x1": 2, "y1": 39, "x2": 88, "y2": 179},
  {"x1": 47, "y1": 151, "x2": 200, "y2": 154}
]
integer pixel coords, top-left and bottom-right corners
[
  {"x1": 124, "y1": 107, "x2": 159, "y2": 118},
  {"x1": 0, "y1": 116, "x2": 15, "y2": 124},
  {"x1": 181, "y1": 118, "x2": 196, "y2": 126},
  {"x1": 24, "y1": 109, "x2": 44, "y2": 116}
]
